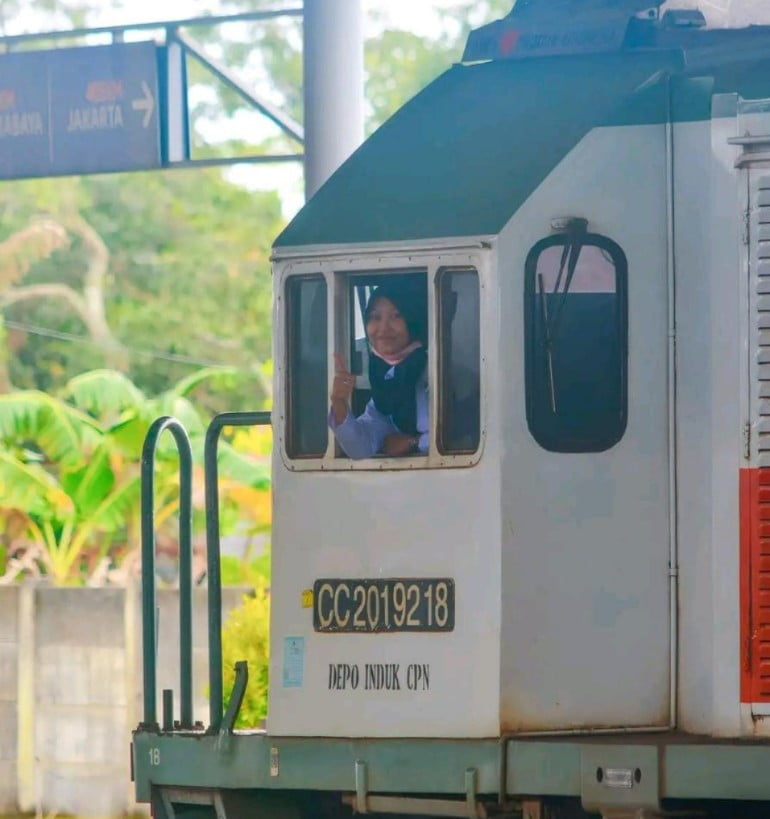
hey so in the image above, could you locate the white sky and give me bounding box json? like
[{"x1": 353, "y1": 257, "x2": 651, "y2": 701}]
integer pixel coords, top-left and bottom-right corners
[{"x1": 94, "y1": 1, "x2": 455, "y2": 35}]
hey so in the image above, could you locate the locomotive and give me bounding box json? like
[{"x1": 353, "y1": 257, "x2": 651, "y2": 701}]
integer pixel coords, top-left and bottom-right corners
[{"x1": 133, "y1": 1, "x2": 770, "y2": 816}]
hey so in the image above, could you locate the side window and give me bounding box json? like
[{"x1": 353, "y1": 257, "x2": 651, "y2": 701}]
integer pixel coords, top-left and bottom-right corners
[
  {"x1": 286, "y1": 275, "x2": 328, "y2": 458},
  {"x1": 524, "y1": 231, "x2": 627, "y2": 453},
  {"x1": 438, "y1": 268, "x2": 481, "y2": 454}
]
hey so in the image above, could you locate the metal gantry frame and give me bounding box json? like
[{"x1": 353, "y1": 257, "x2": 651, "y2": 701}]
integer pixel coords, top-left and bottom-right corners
[{"x1": 0, "y1": 9, "x2": 304, "y2": 172}]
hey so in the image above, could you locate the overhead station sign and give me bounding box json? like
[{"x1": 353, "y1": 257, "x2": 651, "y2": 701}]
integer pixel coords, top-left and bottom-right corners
[{"x1": 0, "y1": 41, "x2": 161, "y2": 179}]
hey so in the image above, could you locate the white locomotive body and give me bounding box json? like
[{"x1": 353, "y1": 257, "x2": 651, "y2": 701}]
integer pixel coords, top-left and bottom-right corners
[{"x1": 270, "y1": 8, "x2": 770, "y2": 744}]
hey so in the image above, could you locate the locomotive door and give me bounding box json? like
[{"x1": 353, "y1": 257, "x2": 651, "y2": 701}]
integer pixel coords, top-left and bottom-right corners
[
  {"x1": 742, "y1": 163, "x2": 770, "y2": 713},
  {"x1": 502, "y1": 126, "x2": 673, "y2": 730}
]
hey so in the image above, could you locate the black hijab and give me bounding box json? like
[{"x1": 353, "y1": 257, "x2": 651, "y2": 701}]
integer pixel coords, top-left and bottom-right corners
[{"x1": 365, "y1": 281, "x2": 427, "y2": 435}]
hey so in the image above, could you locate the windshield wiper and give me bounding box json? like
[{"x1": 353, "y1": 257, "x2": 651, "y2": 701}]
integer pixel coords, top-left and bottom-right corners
[
  {"x1": 538, "y1": 271, "x2": 558, "y2": 413},
  {"x1": 538, "y1": 219, "x2": 587, "y2": 414}
]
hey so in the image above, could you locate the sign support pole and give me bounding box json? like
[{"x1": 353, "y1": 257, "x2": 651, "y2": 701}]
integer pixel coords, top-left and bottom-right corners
[{"x1": 303, "y1": 0, "x2": 364, "y2": 199}]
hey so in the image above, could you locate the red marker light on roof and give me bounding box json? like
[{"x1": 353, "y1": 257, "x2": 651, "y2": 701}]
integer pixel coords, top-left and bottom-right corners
[{"x1": 500, "y1": 29, "x2": 521, "y2": 56}]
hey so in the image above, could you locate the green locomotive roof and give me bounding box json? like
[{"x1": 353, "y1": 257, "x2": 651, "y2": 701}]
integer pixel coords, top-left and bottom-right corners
[{"x1": 273, "y1": 50, "x2": 690, "y2": 249}]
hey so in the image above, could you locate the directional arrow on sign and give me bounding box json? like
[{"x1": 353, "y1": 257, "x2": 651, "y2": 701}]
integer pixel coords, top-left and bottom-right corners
[{"x1": 131, "y1": 80, "x2": 154, "y2": 128}]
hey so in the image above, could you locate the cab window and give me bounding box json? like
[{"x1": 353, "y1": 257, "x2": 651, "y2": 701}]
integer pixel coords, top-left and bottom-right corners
[
  {"x1": 284, "y1": 262, "x2": 482, "y2": 467},
  {"x1": 286, "y1": 275, "x2": 327, "y2": 458},
  {"x1": 438, "y1": 268, "x2": 481, "y2": 454},
  {"x1": 524, "y1": 231, "x2": 627, "y2": 453}
]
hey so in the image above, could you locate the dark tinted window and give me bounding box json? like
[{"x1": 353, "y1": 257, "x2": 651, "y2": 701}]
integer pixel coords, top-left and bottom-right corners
[
  {"x1": 286, "y1": 275, "x2": 328, "y2": 457},
  {"x1": 438, "y1": 268, "x2": 480, "y2": 454},
  {"x1": 525, "y1": 233, "x2": 627, "y2": 453}
]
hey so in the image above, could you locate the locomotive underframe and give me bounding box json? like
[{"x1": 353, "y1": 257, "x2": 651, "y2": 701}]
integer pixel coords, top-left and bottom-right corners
[{"x1": 131, "y1": 729, "x2": 770, "y2": 817}]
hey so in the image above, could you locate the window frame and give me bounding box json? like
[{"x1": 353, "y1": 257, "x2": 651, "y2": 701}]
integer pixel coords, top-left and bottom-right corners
[
  {"x1": 276, "y1": 251, "x2": 487, "y2": 472},
  {"x1": 524, "y1": 231, "x2": 629, "y2": 454}
]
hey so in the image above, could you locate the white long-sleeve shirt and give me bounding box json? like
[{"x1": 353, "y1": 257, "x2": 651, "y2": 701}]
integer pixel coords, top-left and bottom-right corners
[{"x1": 328, "y1": 372, "x2": 429, "y2": 460}]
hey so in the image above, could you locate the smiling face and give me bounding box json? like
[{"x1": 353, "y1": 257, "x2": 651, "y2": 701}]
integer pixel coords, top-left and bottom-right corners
[{"x1": 366, "y1": 296, "x2": 412, "y2": 358}]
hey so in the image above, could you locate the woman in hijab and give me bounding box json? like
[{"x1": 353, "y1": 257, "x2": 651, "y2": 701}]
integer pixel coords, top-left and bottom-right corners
[{"x1": 329, "y1": 280, "x2": 428, "y2": 459}]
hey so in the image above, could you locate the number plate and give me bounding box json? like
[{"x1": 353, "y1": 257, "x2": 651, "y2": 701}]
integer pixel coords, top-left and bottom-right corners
[{"x1": 313, "y1": 578, "x2": 455, "y2": 633}]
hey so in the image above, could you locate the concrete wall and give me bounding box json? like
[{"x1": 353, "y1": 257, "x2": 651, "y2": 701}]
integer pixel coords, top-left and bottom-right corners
[
  {"x1": 0, "y1": 583, "x2": 246, "y2": 818},
  {"x1": 0, "y1": 586, "x2": 18, "y2": 812}
]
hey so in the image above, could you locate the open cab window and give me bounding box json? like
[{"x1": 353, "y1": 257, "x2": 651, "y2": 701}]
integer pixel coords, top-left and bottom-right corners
[
  {"x1": 281, "y1": 254, "x2": 484, "y2": 470},
  {"x1": 343, "y1": 270, "x2": 428, "y2": 433}
]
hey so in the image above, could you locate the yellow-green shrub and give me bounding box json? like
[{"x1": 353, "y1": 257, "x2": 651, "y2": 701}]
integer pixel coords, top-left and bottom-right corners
[{"x1": 221, "y1": 579, "x2": 270, "y2": 728}]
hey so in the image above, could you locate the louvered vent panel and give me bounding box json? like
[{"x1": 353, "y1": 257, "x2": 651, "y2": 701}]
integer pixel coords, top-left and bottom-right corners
[{"x1": 754, "y1": 177, "x2": 770, "y2": 466}]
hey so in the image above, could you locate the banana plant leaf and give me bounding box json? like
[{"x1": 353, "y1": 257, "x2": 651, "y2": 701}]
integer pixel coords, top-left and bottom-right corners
[
  {"x1": 60, "y1": 444, "x2": 116, "y2": 520},
  {"x1": 167, "y1": 366, "x2": 241, "y2": 398},
  {"x1": 0, "y1": 451, "x2": 73, "y2": 518},
  {"x1": 189, "y1": 437, "x2": 270, "y2": 489},
  {"x1": 77, "y1": 475, "x2": 142, "y2": 534},
  {"x1": 0, "y1": 391, "x2": 102, "y2": 469},
  {"x1": 61, "y1": 369, "x2": 147, "y2": 420}
]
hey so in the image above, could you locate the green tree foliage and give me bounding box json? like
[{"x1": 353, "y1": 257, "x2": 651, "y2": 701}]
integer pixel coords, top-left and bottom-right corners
[
  {"x1": 0, "y1": 170, "x2": 282, "y2": 408},
  {"x1": 84, "y1": 168, "x2": 281, "y2": 400},
  {"x1": 365, "y1": 1, "x2": 513, "y2": 129},
  {"x1": 365, "y1": 28, "x2": 453, "y2": 130}
]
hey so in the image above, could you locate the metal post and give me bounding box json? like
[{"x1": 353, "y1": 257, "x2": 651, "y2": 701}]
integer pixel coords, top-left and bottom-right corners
[
  {"x1": 164, "y1": 33, "x2": 189, "y2": 164},
  {"x1": 303, "y1": 0, "x2": 364, "y2": 198}
]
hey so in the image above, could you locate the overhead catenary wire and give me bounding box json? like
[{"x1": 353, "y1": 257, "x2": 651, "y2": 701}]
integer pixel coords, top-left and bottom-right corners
[{"x1": 3, "y1": 318, "x2": 245, "y2": 371}]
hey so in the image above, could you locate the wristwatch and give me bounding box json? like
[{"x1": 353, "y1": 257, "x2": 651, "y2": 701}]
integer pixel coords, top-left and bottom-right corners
[{"x1": 409, "y1": 436, "x2": 421, "y2": 454}]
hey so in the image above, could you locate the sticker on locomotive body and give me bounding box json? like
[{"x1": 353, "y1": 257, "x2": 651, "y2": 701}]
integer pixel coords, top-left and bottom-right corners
[
  {"x1": 282, "y1": 636, "x2": 305, "y2": 688},
  {"x1": 313, "y1": 578, "x2": 455, "y2": 633}
]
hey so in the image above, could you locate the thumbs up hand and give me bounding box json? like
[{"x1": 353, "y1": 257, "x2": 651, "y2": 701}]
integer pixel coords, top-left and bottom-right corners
[{"x1": 330, "y1": 353, "x2": 355, "y2": 424}]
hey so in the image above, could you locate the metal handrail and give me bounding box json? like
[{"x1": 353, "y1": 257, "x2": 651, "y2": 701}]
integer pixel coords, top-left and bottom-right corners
[
  {"x1": 204, "y1": 411, "x2": 271, "y2": 733},
  {"x1": 140, "y1": 416, "x2": 194, "y2": 730}
]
